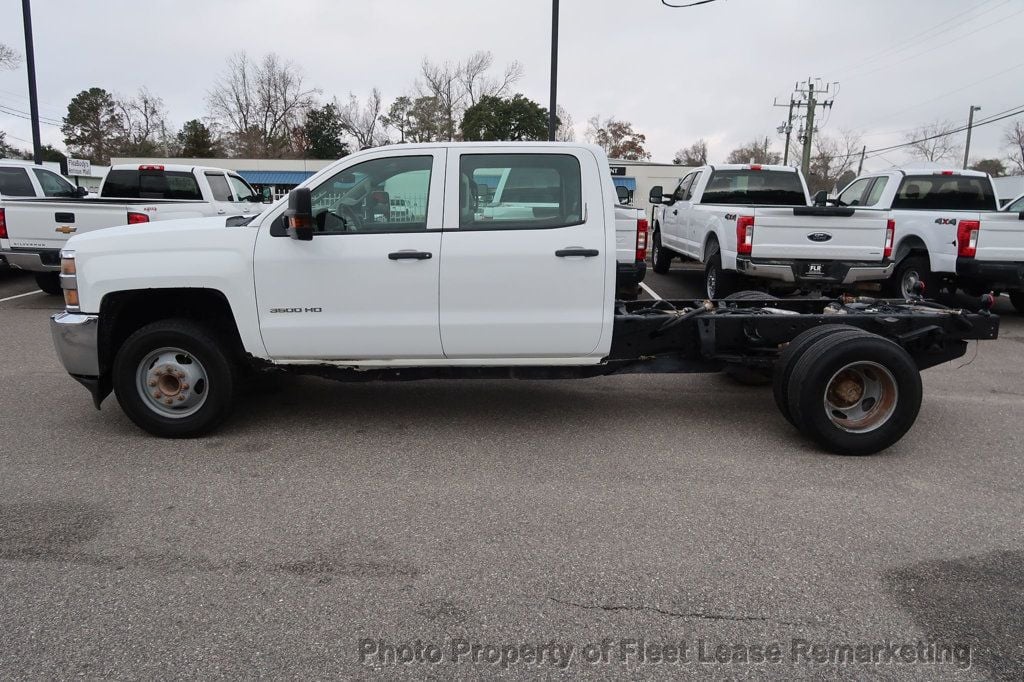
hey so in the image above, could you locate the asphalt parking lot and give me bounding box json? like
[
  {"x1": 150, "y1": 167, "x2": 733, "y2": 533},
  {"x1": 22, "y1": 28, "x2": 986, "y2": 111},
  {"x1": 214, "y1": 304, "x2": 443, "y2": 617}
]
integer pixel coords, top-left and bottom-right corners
[{"x1": 1, "y1": 265, "x2": 1022, "y2": 679}]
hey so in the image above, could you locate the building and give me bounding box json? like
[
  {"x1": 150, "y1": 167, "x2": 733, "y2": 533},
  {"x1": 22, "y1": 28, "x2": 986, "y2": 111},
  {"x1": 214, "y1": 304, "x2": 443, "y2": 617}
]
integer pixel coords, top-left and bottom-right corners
[{"x1": 111, "y1": 155, "x2": 691, "y2": 213}]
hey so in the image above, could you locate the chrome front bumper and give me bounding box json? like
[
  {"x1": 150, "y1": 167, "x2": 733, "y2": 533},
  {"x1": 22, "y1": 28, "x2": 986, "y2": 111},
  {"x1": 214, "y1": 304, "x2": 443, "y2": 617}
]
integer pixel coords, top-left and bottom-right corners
[{"x1": 50, "y1": 312, "x2": 100, "y2": 377}]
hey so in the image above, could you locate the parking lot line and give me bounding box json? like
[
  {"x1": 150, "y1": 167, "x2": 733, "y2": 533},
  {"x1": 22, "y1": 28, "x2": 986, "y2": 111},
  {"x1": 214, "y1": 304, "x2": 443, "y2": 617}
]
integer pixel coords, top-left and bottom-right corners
[
  {"x1": 640, "y1": 282, "x2": 662, "y2": 300},
  {"x1": 0, "y1": 289, "x2": 44, "y2": 303}
]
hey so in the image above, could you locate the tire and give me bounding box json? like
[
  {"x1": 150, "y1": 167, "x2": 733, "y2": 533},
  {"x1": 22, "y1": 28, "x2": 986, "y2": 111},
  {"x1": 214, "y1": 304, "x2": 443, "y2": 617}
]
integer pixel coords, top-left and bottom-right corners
[
  {"x1": 1010, "y1": 290, "x2": 1024, "y2": 313},
  {"x1": 773, "y1": 325, "x2": 871, "y2": 427},
  {"x1": 113, "y1": 319, "x2": 237, "y2": 438},
  {"x1": 887, "y1": 255, "x2": 935, "y2": 299},
  {"x1": 651, "y1": 229, "x2": 671, "y2": 274},
  {"x1": 786, "y1": 333, "x2": 922, "y2": 456},
  {"x1": 704, "y1": 247, "x2": 739, "y2": 299},
  {"x1": 724, "y1": 290, "x2": 778, "y2": 301},
  {"x1": 35, "y1": 271, "x2": 62, "y2": 295}
]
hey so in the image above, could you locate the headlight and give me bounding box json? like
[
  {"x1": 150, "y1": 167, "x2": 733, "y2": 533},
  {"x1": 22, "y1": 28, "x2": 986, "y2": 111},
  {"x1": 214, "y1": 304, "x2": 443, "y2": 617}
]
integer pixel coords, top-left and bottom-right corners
[{"x1": 60, "y1": 249, "x2": 79, "y2": 311}]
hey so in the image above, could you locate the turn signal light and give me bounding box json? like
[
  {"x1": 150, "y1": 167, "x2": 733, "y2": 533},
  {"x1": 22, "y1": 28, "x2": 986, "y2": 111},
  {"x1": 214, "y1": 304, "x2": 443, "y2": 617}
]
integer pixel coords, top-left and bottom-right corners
[
  {"x1": 635, "y1": 218, "x2": 649, "y2": 262},
  {"x1": 883, "y1": 219, "x2": 895, "y2": 259},
  {"x1": 736, "y1": 216, "x2": 755, "y2": 255},
  {"x1": 957, "y1": 220, "x2": 980, "y2": 258},
  {"x1": 63, "y1": 289, "x2": 79, "y2": 309},
  {"x1": 127, "y1": 212, "x2": 149, "y2": 225}
]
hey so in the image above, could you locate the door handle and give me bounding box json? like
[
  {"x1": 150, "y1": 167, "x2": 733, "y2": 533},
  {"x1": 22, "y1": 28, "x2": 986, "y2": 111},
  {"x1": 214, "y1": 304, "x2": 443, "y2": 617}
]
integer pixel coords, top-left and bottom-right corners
[
  {"x1": 217, "y1": 209, "x2": 226, "y2": 214},
  {"x1": 388, "y1": 250, "x2": 433, "y2": 260},
  {"x1": 555, "y1": 248, "x2": 600, "y2": 258},
  {"x1": 672, "y1": 210, "x2": 678, "y2": 215}
]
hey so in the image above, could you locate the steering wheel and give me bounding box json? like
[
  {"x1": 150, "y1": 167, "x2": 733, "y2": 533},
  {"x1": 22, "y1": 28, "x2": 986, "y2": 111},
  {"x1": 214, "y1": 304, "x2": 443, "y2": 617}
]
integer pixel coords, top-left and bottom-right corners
[{"x1": 326, "y1": 203, "x2": 363, "y2": 232}]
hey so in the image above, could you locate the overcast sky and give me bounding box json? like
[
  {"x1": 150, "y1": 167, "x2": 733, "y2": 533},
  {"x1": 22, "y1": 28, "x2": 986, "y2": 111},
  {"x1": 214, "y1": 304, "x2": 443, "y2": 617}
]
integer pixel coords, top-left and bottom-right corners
[{"x1": 0, "y1": 0, "x2": 1021, "y2": 172}]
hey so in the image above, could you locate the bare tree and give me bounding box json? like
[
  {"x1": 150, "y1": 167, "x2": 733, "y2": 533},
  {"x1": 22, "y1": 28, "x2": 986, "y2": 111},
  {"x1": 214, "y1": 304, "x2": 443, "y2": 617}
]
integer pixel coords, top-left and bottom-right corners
[
  {"x1": 586, "y1": 116, "x2": 651, "y2": 160},
  {"x1": 117, "y1": 88, "x2": 171, "y2": 155},
  {"x1": 805, "y1": 130, "x2": 862, "y2": 194},
  {"x1": 555, "y1": 106, "x2": 575, "y2": 142},
  {"x1": 0, "y1": 44, "x2": 20, "y2": 70},
  {"x1": 457, "y1": 51, "x2": 524, "y2": 107},
  {"x1": 1005, "y1": 121, "x2": 1024, "y2": 174},
  {"x1": 904, "y1": 120, "x2": 962, "y2": 163},
  {"x1": 726, "y1": 137, "x2": 781, "y2": 165},
  {"x1": 673, "y1": 139, "x2": 708, "y2": 165},
  {"x1": 338, "y1": 89, "x2": 387, "y2": 149},
  {"x1": 418, "y1": 52, "x2": 523, "y2": 141},
  {"x1": 206, "y1": 51, "x2": 317, "y2": 157}
]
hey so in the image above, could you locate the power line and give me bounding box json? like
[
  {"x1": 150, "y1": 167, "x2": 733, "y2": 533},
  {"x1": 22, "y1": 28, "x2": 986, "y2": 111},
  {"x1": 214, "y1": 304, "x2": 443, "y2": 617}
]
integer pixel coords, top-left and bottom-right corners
[
  {"x1": 0, "y1": 104, "x2": 61, "y2": 127},
  {"x1": 0, "y1": 100, "x2": 62, "y2": 125},
  {"x1": 863, "y1": 106, "x2": 1024, "y2": 160},
  {"x1": 661, "y1": 0, "x2": 721, "y2": 7}
]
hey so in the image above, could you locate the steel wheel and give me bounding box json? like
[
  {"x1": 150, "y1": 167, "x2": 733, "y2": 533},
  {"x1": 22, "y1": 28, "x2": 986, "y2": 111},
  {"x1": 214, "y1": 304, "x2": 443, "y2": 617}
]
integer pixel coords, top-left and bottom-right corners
[
  {"x1": 706, "y1": 264, "x2": 718, "y2": 298},
  {"x1": 823, "y1": 361, "x2": 898, "y2": 433},
  {"x1": 899, "y1": 267, "x2": 922, "y2": 299},
  {"x1": 135, "y1": 346, "x2": 209, "y2": 419}
]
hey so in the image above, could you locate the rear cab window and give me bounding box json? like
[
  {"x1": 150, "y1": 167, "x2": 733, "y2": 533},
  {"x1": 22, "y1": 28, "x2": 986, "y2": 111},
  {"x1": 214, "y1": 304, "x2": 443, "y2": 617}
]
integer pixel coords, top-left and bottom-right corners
[
  {"x1": 892, "y1": 175, "x2": 996, "y2": 211},
  {"x1": 0, "y1": 167, "x2": 36, "y2": 196},
  {"x1": 701, "y1": 169, "x2": 806, "y2": 206},
  {"x1": 102, "y1": 169, "x2": 203, "y2": 200},
  {"x1": 460, "y1": 154, "x2": 582, "y2": 229}
]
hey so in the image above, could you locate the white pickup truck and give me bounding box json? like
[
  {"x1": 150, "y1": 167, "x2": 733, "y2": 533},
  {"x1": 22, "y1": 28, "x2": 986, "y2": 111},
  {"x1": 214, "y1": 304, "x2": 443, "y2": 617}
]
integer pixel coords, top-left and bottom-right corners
[
  {"x1": 0, "y1": 164, "x2": 261, "y2": 293},
  {"x1": 48, "y1": 142, "x2": 999, "y2": 456},
  {"x1": 833, "y1": 169, "x2": 1024, "y2": 311},
  {"x1": 649, "y1": 164, "x2": 894, "y2": 298}
]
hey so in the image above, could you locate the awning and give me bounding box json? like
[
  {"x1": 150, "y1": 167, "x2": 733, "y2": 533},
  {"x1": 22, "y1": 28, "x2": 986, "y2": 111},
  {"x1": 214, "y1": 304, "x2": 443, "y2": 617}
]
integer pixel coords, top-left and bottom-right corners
[
  {"x1": 612, "y1": 177, "x2": 636, "y2": 190},
  {"x1": 236, "y1": 170, "x2": 315, "y2": 185}
]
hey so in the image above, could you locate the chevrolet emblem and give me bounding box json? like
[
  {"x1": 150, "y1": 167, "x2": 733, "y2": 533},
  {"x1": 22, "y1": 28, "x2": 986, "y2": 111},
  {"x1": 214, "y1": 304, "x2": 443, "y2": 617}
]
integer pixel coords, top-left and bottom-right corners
[{"x1": 55, "y1": 225, "x2": 76, "y2": 234}]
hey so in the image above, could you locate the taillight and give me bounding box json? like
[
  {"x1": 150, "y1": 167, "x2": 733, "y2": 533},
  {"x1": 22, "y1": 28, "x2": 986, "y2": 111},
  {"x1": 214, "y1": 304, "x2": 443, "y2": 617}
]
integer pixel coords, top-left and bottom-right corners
[
  {"x1": 957, "y1": 220, "x2": 980, "y2": 258},
  {"x1": 0, "y1": 208, "x2": 6, "y2": 239},
  {"x1": 736, "y1": 216, "x2": 754, "y2": 255},
  {"x1": 635, "y1": 218, "x2": 649, "y2": 262},
  {"x1": 127, "y1": 212, "x2": 149, "y2": 225},
  {"x1": 883, "y1": 218, "x2": 895, "y2": 259},
  {"x1": 749, "y1": 164, "x2": 762, "y2": 171}
]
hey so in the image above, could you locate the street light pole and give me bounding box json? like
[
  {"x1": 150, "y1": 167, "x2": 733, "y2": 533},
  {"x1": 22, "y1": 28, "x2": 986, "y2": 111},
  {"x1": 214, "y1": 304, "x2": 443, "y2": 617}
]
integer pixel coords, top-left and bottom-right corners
[
  {"x1": 548, "y1": 0, "x2": 559, "y2": 141},
  {"x1": 21, "y1": 0, "x2": 42, "y2": 164},
  {"x1": 963, "y1": 105, "x2": 981, "y2": 170}
]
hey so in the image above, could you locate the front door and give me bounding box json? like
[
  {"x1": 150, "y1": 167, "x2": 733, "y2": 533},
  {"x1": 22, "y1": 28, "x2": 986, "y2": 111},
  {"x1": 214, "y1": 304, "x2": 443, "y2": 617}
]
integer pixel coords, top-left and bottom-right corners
[
  {"x1": 254, "y1": 150, "x2": 446, "y2": 360},
  {"x1": 438, "y1": 148, "x2": 609, "y2": 359}
]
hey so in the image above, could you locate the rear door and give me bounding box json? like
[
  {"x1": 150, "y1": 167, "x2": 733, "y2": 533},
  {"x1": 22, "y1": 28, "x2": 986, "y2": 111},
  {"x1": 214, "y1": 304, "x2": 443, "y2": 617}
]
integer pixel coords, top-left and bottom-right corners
[
  {"x1": 439, "y1": 147, "x2": 609, "y2": 359},
  {"x1": 976, "y1": 212, "x2": 1024, "y2": 261},
  {"x1": 204, "y1": 171, "x2": 239, "y2": 216},
  {"x1": 751, "y1": 207, "x2": 889, "y2": 261}
]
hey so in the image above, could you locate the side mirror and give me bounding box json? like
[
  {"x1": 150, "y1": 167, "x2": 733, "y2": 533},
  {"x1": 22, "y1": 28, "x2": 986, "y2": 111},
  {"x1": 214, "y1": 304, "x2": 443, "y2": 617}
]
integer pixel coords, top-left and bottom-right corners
[
  {"x1": 648, "y1": 185, "x2": 663, "y2": 204},
  {"x1": 261, "y1": 187, "x2": 273, "y2": 203},
  {"x1": 813, "y1": 190, "x2": 828, "y2": 206},
  {"x1": 74, "y1": 185, "x2": 88, "y2": 198},
  {"x1": 615, "y1": 186, "x2": 630, "y2": 204},
  {"x1": 284, "y1": 187, "x2": 314, "y2": 241}
]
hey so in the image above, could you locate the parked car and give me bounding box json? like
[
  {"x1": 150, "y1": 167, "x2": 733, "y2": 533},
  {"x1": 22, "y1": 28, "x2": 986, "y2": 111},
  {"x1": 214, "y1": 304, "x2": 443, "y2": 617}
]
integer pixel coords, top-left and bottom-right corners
[
  {"x1": 649, "y1": 164, "x2": 893, "y2": 298},
  {"x1": 48, "y1": 142, "x2": 998, "y2": 455},
  {"x1": 0, "y1": 164, "x2": 261, "y2": 293},
  {"x1": 834, "y1": 169, "x2": 1023, "y2": 310}
]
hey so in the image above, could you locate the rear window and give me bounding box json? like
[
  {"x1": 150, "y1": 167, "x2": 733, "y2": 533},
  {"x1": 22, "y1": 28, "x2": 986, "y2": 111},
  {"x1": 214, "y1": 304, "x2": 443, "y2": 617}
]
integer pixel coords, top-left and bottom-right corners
[
  {"x1": 701, "y1": 169, "x2": 806, "y2": 206},
  {"x1": 0, "y1": 167, "x2": 35, "y2": 196},
  {"x1": 102, "y1": 170, "x2": 203, "y2": 200},
  {"x1": 892, "y1": 175, "x2": 996, "y2": 211}
]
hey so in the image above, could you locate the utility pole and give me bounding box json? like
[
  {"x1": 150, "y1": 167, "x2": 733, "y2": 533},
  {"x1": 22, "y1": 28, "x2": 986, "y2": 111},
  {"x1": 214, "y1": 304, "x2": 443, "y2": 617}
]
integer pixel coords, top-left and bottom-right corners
[
  {"x1": 774, "y1": 97, "x2": 796, "y2": 165},
  {"x1": 548, "y1": 0, "x2": 559, "y2": 141},
  {"x1": 856, "y1": 145, "x2": 867, "y2": 175},
  {"x1": 785, "y1": 77, "x2": 835, "y2": 178},
  {"x1": 963, "y1": 105, "x2": 981, "y2": 169},
  {"x1": 21, "y1": 0, "x2": 42, "y2": 164}
]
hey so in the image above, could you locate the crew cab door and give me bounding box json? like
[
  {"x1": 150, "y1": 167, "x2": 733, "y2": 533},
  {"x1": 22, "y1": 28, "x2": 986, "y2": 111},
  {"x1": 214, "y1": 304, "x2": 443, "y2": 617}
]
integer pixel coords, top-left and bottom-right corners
[
  {"x1": 204, "y1": 171, "x2": 244, "y2": 216},
  {"x1": 439, "y1": 148, "x2": 609, "y2": 358},
  {"x1": 661, "y1": 174, "x2": 694, "y2": 251},
  {"x1": 253, "y1": 149, "x2": 446, "y2": 360}
]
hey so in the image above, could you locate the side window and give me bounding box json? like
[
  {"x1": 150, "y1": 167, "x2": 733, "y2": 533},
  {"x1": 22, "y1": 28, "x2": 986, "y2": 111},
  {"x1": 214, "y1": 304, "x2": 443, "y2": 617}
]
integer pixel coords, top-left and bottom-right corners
[
  {"x1": 206, "y1": 173, "x2": 233, "y2": 202},
  {"x1": 33, "y1": 169, "x2": 76, "y2": 197},
  {"x1": 674, "y1": 173, "x2": 695, "y2": 201},
  {"x1": 838, "y1": 178, "x2": 872, "y2": 206},
  {"x1": 228, "y1": 175, "x2": 255, "y2": 202},
  {"x1": 0, "y1": 167, "x2": 35, "y2": 196},
  {"x1": 865, "y1": 178, "x2": 887, "y2": 206},
  {"x1": 685, "y1": 171, "x2": 703, "y2": 200},
  {"x1": 460, "y1": 154, "x2": 582, "y2": 229},
  {"x1": 309, "y1": 155, "x2": 432, "y2": 234}
]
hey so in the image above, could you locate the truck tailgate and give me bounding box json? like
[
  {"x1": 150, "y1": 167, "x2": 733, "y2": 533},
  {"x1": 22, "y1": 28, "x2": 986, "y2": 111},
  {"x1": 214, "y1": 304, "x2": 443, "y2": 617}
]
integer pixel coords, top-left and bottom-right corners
[
  {"x1": 976, "y1": 212, "x2": 1024, "y2": 261},
  {"x1": 751, "y1": 207, "x2": 888, "y2": 261},
  {"x1": 3, "y1": 201, "x2": 131, "y2": 251}
]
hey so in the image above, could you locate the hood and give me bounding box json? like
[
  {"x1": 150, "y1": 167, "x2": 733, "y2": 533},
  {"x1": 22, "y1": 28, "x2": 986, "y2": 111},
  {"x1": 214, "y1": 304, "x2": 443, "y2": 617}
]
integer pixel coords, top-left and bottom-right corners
[{"x1": 68, "y1": 216, "x2": 238, "y2": 247}]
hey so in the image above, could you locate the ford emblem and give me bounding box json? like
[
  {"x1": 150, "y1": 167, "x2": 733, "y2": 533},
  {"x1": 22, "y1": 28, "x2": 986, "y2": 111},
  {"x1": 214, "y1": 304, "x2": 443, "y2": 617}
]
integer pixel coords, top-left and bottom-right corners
[{"x1": 808, "y1": 232, "x2": 832, "y2": 242}]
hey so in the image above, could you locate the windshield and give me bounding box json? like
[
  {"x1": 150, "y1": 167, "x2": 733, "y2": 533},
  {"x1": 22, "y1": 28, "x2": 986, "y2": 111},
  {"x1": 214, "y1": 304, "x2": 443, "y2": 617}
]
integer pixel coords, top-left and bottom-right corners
[
  {"x1": 892, "y1": 175, "x2": 996, "y2": 211},
  {"x1": 228, "y1": 174, "x2": 256, "y2": 202},
  {"x1": 701, "y1": 169, "x2": 807, "y2": 206}
]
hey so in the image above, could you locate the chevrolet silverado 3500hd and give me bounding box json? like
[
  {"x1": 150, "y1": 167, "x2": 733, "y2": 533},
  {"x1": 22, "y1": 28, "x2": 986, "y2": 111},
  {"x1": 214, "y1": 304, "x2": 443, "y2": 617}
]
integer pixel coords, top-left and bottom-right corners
[{"x1": 49, "y1": 143, "x2": 998, "y2": 455}]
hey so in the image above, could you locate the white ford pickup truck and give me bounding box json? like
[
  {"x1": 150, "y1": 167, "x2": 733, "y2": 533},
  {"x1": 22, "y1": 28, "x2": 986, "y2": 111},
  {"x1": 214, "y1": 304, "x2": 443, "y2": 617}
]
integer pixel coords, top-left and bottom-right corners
[
  {"x1": 649, "y1": 164, "x2": 894, "y2": 298},
  {"x1": 1, "y1": 164, "x2": 261, "y2": 294},
  {"x1": 833, "y1": 169, "x2": 1023, "y2": 311},
  {"x1": 49, "y1": 142, "x2": 999, "y2": 456}
]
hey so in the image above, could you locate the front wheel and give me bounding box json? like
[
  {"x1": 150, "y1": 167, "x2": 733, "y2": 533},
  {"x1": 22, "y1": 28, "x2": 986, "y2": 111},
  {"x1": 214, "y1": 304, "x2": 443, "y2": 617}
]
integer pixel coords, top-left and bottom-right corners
[
  {"x1": 113, "y1": 319, "x2": 237, "y2": 438},
  {"x1": 651, "y1": 230, "x2": 671, "y2": 274},
  {"x1": 786, "y1": 333, "x2": 922, "y2": 456},
  {"x1": 35, "y1": 272, "x2": 62, "y2": 295}
]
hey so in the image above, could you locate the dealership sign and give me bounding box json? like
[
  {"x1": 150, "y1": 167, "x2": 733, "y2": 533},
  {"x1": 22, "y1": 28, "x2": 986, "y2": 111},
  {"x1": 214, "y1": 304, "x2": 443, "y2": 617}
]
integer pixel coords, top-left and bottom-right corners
[{"x1": 67, "y1": 158, "x2": 91, "y2": 176}]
